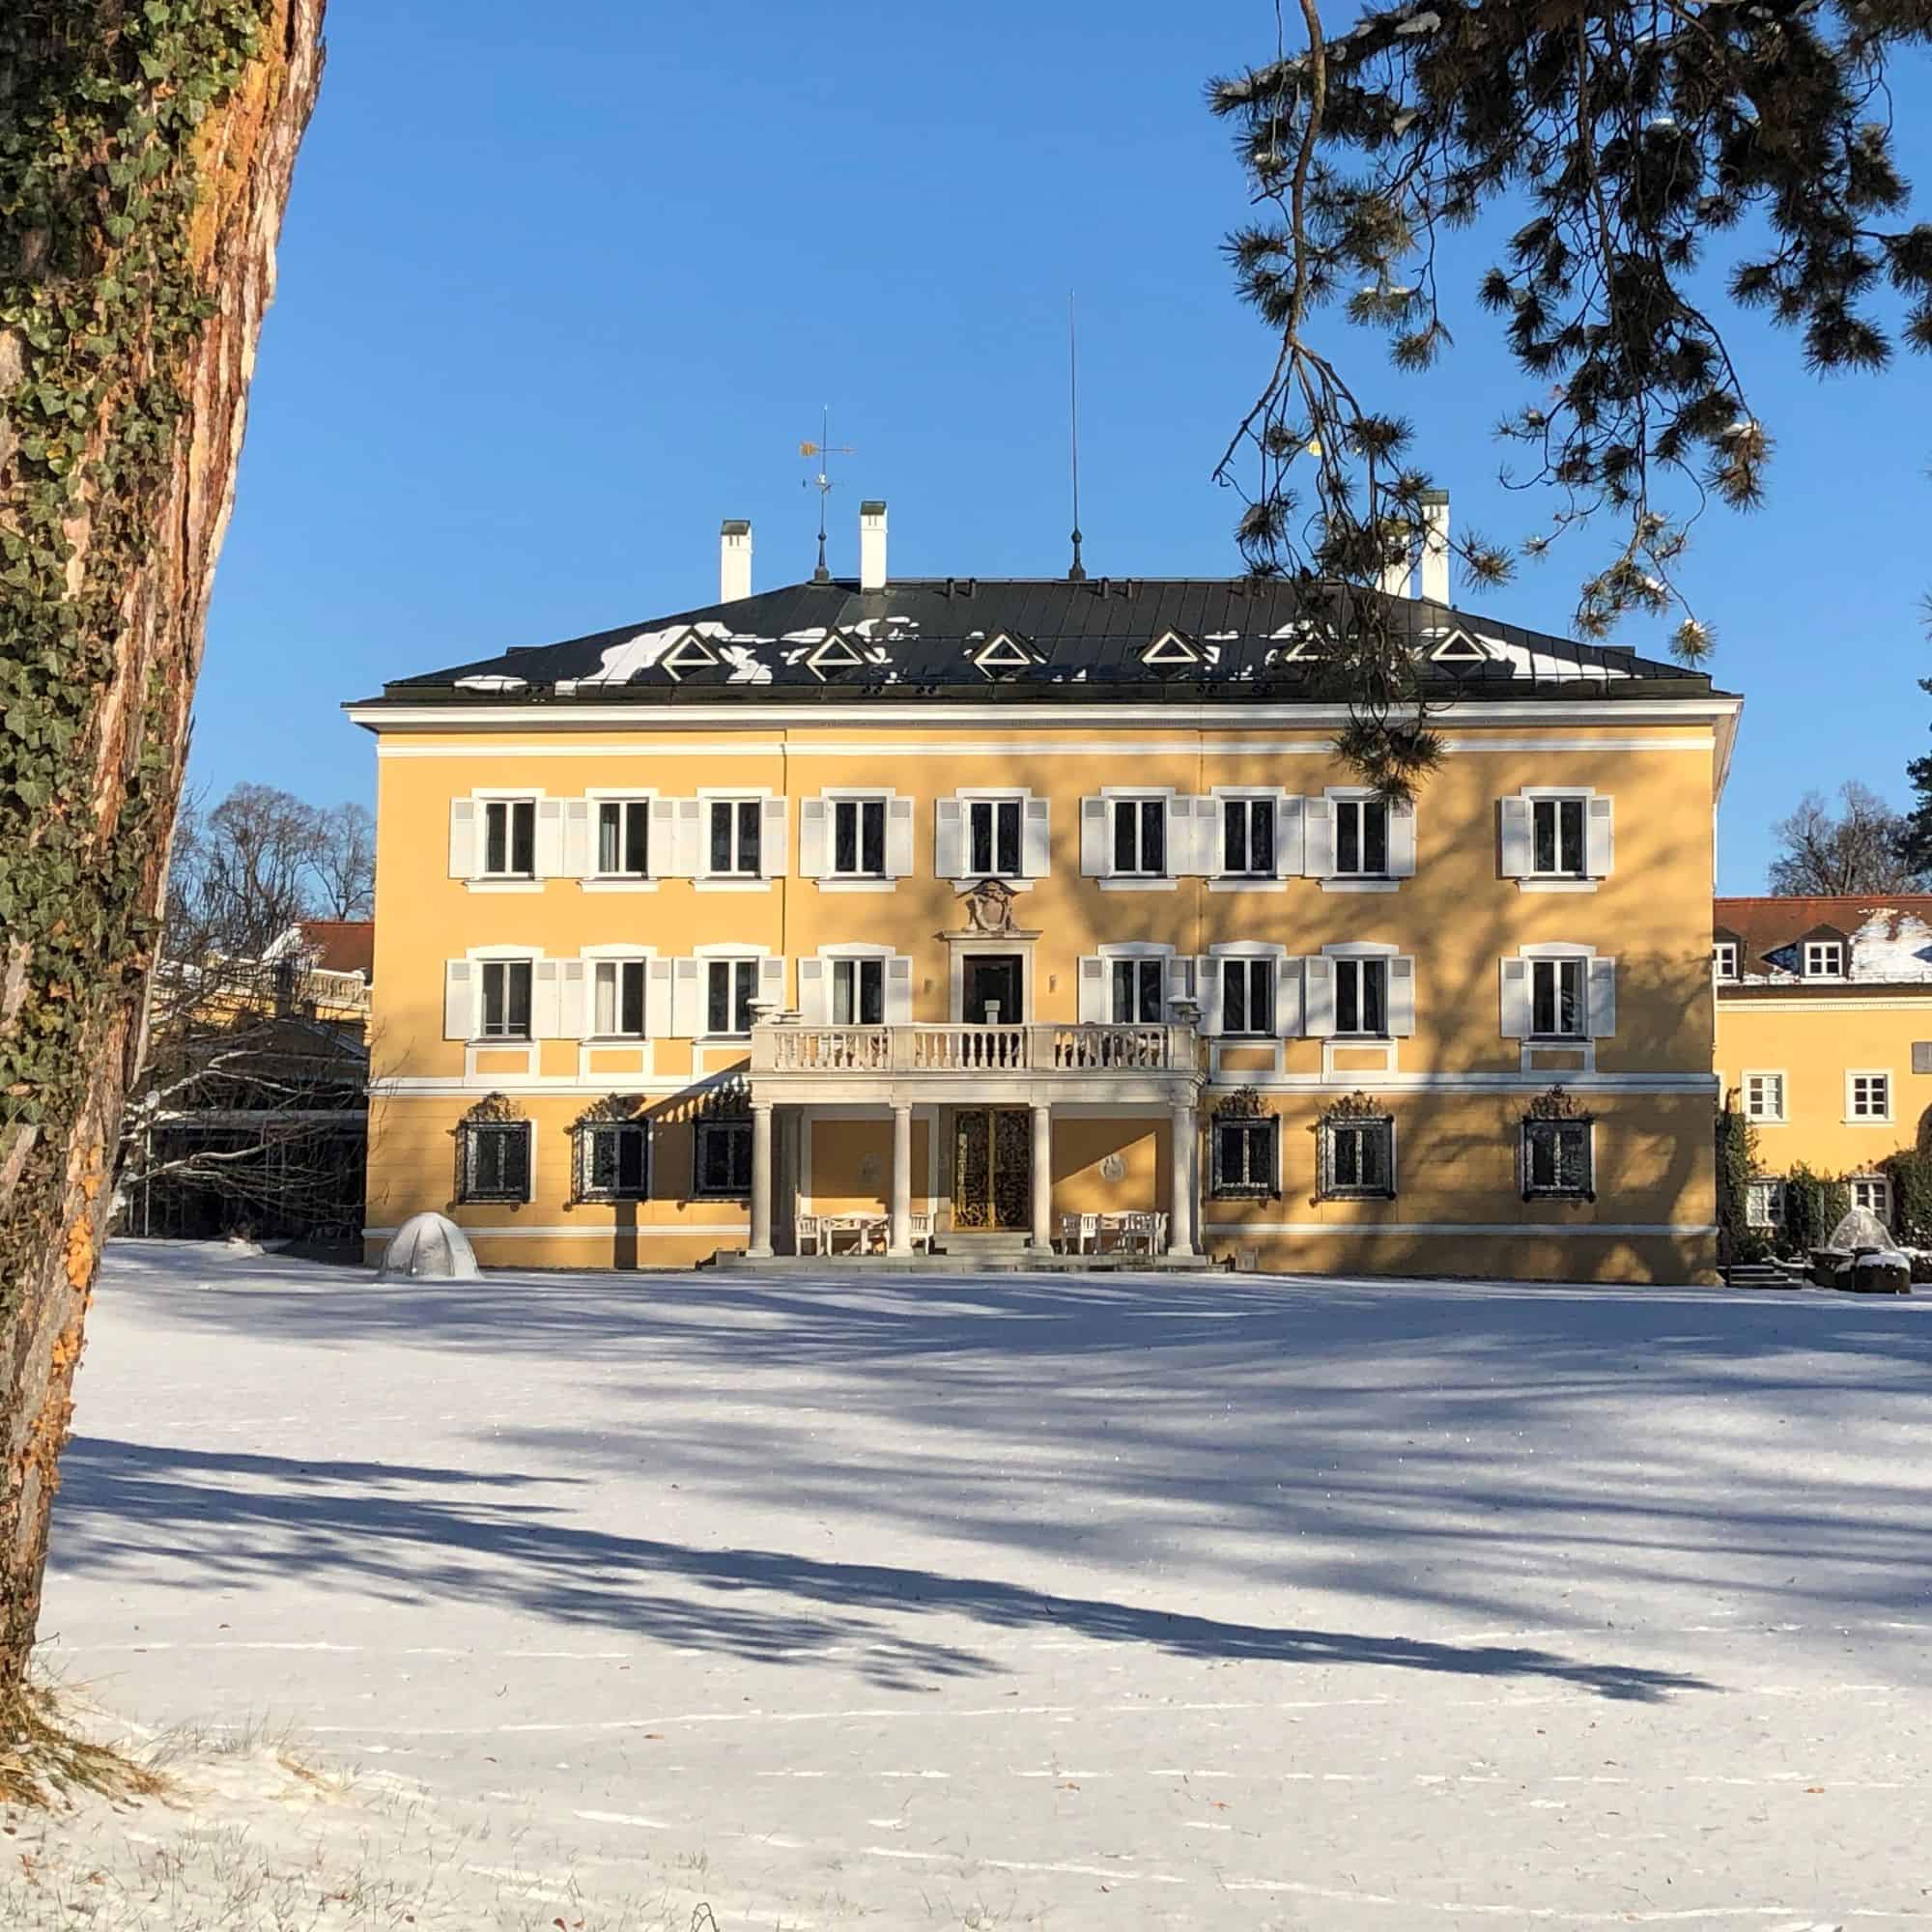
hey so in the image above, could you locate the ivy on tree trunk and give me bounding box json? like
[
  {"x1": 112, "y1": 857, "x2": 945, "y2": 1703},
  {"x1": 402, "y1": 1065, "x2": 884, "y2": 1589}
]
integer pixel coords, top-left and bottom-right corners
[{"x1": 0, "y1": 0, "x2": 326, "y2": 1698}]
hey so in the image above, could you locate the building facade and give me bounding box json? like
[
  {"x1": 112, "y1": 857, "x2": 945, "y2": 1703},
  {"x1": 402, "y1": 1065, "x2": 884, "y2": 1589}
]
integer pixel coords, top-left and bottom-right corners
[
  {"x1": 351, "y1": 505, "x2": 1737, "y2": 1282},
  {"x1": 1715, "y1": 894, "x2": 1932, "y2": 1233}
]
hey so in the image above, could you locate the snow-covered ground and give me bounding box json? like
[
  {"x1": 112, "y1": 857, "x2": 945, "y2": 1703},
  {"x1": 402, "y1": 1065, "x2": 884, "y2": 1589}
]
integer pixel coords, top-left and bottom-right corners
[{"x1": 19, "y1": 1240, "x2": 1932, "y2": 1927}]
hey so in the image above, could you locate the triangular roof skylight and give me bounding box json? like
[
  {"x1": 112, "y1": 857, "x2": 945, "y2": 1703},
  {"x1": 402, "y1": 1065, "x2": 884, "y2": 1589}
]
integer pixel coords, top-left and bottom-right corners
[
  {"x1": 1427, "y1": 628, "x2": 1490, "y2": 665},
  {"x1": 1141, "y1": 628, "x2": 1201, "y2": 668},
  {"x1": 660, "y1": 631, "x2": 721, "y2": 680},
  {"x1": 1276, "y1": 632, "x2": 1327, "y2": 663},
  {"x1": 806, "y1": 633, "x2": 867, "y2": 680},
  {"x1": 973, "y1": 632, "x2": 1035, "y2": 677}
]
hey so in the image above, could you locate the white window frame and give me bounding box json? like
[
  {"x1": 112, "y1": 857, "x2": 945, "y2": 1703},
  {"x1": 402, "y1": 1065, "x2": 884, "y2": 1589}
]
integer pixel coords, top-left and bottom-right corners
[
  {"x1": 1218, "y1": 955, "x2": 1278, "y2": 1038},
  {"x1": 1503, "y1": 785, "x2": 1609, "y2": 894},
  {"x1": 1109, "y1": 793, "x2": 1170, "y2": 880},
  {"x1": 1846, "y1": 1069, "x2": 1893, "y2": 1123},
  {"x1": 1746, "y1": 1176, "x2": 1786, "y2": 1231},
  {"x1": 1713, "y1": 940, "x2": 1740, "y2": 980},
  {"x1": 703, "y1": 793, "x2": 765, "y2": 880},
  {"x1": 942, "y1": 786, "x2": 1048, "y2": 885},
  {"x1": 1527, "y1": 790, "x2": 1589, "y2": 879},
  {"x1": 477, "y1": 795, "x2": 539, "y2": 880},
  {"x1": 1319, "y1": 1113, "x2": 1398, "y2": 1201},
  {"x1": 1804, "y1": 939, "x2": 1848, "y2": 979},
  {"x1": 702, "y1": 954, "x2": 763, "y2": 1039},
  {"x1": 1333, "y1": 953, "x2": 1391, "y2": 1038},
  {"x1": 826, "y1": 791, "x2": 891, "y2": 880},
  {"x1": 1330, "y1": 790, "x2": 1392, "y2": 880},
  {"x1": 1528, "y1": 954, "x2": 1589, "y2": 1040},
  {"x1": 830, "y1": 954, "x2": 888, "y2": 1026},
  {"x1": 476, "y1": 956, "x2": 535, "y2": 1041},
  {"x1": 1219, "y1": 793, "x2": 1279, "y2": 880},
  {"x1": 575, "y1": 1120, "x2": 651, "y2": 1203},
  {"x1": 458, "y1": 1117, "x2": 533, "y2": 1204},
  {"x1": 586, "y1": 954, "x2": 651, "y2": 1039},
  {"x1": 1742, "y1": 1070, "x2": 1787, "y2": 1124},
  {"x1": 1850, "y1": 1176, "x2": 1892, "y2": 1221},
  {"x1": 1521, "y1": 1116, "x2": 1595, "y2": 1201},
  {"x1": 584, "y1": 787, "x2": 656, "y2": 889},
  {"x1": 1110, "y1": 953, "x2": 1169, "y2": 1025}
]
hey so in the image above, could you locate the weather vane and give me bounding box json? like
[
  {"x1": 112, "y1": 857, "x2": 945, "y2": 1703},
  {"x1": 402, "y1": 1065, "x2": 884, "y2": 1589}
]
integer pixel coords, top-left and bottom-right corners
[{"x1": 800, "y1": 407, "x2": 854, "y2": 583}]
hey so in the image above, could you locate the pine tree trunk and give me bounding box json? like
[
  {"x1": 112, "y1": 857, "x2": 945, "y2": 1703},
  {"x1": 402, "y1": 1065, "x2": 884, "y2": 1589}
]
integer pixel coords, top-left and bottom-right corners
[{"x1": 0, "y1": 0, "x2": 326, "y2": 1697}]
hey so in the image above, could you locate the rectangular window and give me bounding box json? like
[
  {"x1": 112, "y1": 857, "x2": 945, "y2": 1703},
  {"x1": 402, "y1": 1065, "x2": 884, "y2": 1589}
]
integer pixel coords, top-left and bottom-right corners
[
  {"x1": 1321, "y1": 1116, "x2": 1396, "y2": 1200},
  {"x1": 708, "y1": 799, "x2": 762, "y2": 876},
  {"x1": 1530, "y1": 797, "x2": 1586, "y2": 877},
  {"x1": 1743, "y1": 1072, "x2": 1785, "y2": 1122},
  {"x1": 695, "y1": 1119, "x2": 753, "y2": 1196},
  {"x1": 1851, "y1": 1177, "x2": 1892, "y2": 1221},
  {"x1": 1334, "y1": 798, "x2": 1389, "y2": 876},
  {"x1": 831, "y1": 956, "x2": 885, "y2": 1025},
  {"x1": 590, "y1": 959, "x2": 646, "y2": 1037},
  {"x1": 1529, "y1": 957, "x2": 1586, "y2": 1038},
  {"x1": 1522, "y1": 1119, "x2": 1593, "y2": 1199},
  {"x1": 1747, "y1": 1178, "x2": 1785, "y2": 1230},
  {"x1": 596, "y1": 800, "x2": 649, "y2": 877},
  {"x1": 1221, "y1": 957, "x2": 1276, "y2": 1037},
  {"x1": 1804, "y1": 940, "x2": 1846, "y2": 977},
  {"x1": 481, "y1": 798, "x2": 537, "y2": 877},
  {"x1": 1713, "y1": 941, "x2": 1739, "y2": 980},
  {"x1": 1112, "y1": 798, "x2": 1167, "y2": 876},
  {"x1": 460, "y1": 1121, "x2": 529, "y2": 1203},
  {"x1": 477, "y1": 959, "x2": 533, "y2": 1038},
  {"x1": 968, "y1": 798, "x2": 1023, "y2": 876},
  {"x1": 1849, "y1": 1072, "x2": 1891, "y2": 1120},
  {"x1": 832, "y1": 797, "x2": 887, "y2": 877},
  {"x1": 1334, "y1": 957, "x2": 1388, "y2": 1036},
  {"x1": 705, "y1": 959, "x2": 759, "y2": 1037},
  {"x1": 1221, "y1": 798, "x2": 1276, "y2": 876},
  {"x1": 1111, "y1": 958, "x2": 1166, "y2": 1024},
  {"x1": 1212, "y1": 1117, "x2": 1279, "y2": 1199},
  {"x1": 579, "y1": 1122, "x2": 649, "y2": 1202}
]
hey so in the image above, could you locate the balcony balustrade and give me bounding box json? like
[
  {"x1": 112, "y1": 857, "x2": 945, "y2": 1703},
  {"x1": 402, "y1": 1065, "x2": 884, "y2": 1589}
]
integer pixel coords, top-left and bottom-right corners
[{"x1": 751, "y1": 1020, "x2": 1196, "y2": 1079}]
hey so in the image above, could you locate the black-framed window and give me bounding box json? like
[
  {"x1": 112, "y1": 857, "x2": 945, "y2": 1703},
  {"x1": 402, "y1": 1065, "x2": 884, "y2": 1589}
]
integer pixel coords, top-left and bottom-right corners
[
  {"x1": 695, "y1": 1118, "x2": 753, "y2": 1196},
  {"x1": 1321, "y1": 1115, "x2": 1396, "y2": 1199},
  {"x1": 460, "y1": 1120, "x2": 530, "y2": 1203},
  {"x1": 1112, "y1": 798, "x2": 1167, "y2": 876},
  {"x1": 1335, "y1": 798, "x2": 1389, "y2": 876},
  {"x1": 578, "y1": 1121, "x2": 649, "y2": 1202},
  {"x1": 832, "y1": 797, "x2": 888, "y2": 877},
  {"x1": 1111, "y1": 957, "x2": 1165, "y2": 1024},
  {"x1": 481, "y1": 798, "x2": 537, "y2": 877},
  {"x1": 1222, "y1": 797, "x2": 1275, "y2": 876},
  {"x1": 478, "y1": 959, "x2": 533, "y2": 1039},
  {"x1": 1221, "y1": 957, "x2": 1276, "y2": 1037},
  {"x1": 590, "y1": 959, "x2": 646, "y2": 1037},
  {"x1": 596, "y1": 800, "x2": 649, "y2": 877},
  {"x1": 1522, "y1": 1119, "x2": 1593, "y2": 1200},
  {"x1": 708, "y1": 799, "x2": 762, "y2": 876},
  {"x1": 1334, "y1": 957, "x2": 1388, "y2": 1036},
  {"x1": 706, "y1": 958, "x2": 759, "y2": 1037},
  {"x1": 1212, "y1": 1116, "x2": 1279, "y2": 1199},
  {"x1": 968, "y1": 797, "x2": 1022, "y2": 876},
  {"x1": 1529, "y1": 956, "x2": 1586, "y2": 1038},
  {"x1": 1530, "y1": 796, "x2": 1586, "y2": 876},
  {"x1": 832, "y1": 956, "x2": 885, "y2": 1025}
]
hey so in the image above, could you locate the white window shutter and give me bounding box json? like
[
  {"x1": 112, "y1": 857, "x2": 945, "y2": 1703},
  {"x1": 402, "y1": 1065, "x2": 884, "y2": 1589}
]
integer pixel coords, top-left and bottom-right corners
[
  {"x1": 1275, "y1": 794, "x2": 1305, "y2": 878},
  {"x1": 761, "y1": 797, "x2": 788, "y2": 877},
  {"x1": 1184, "y1": 795, "x2": 1218, "y2": 876},
  {"x1": 887, "y1": 796, "x2": 915, "y2": 877},
  {"x1": 443, "y1": 960, "x2": 473, "y2": 1039},
  {"x1": 1388, "y1": 954, "x2": 1416, "y2": 1036},
  {"x1": 650, "y1": 798, "x2": 680, "y2": 876},
  {"x1": 800, "y1": 798, "x2": 830, "y2": 879},
  {"x1": 670, "y1": 956, "x2": 700, "y2": 1035},
  {"x1": 1167, "y1": 796, "x2": 1193, "y2": 878},
  {"x1": 562, "y1": 799, "x2": 591, "y2": 877},
  {"x1": 1587, "y1": 795, "x2": 1615, "y2": 877},
  {"x1": 558, "y1": 959, "x2": 587, "y2": 1038},
  {"x1": 448, "y1": 799, "x2": 477, "y2": 880},
  {"x1": 757, "y1": 955, "x2": 785, "y2": 1009},
  {"x1": 1274, "y1": 956, "x2": 1304, "y2": 1037},
  {"x1": 1304, "y1": 796, "x2": 1335, "y2": 878},
  {"x1": 1387, "y1": 797, "x2": 1417, "y2": 878},
  {"x1": 1500, "y1": 796, "x2": 1532, "y2": 877},
  {"x1": 798, "y1": 956, "x2": 828, "y2": 1024},
  {"x1": 645, "y1": 958, "x2": 673, "y2": 1036},
  {"x1": 1197, "y1": 955, "x2": 1224, "y2": 1036},
  {"x1": 886, "y1": 954, "x2": 914, "y2": 1023},
  {"x1": 674, "y1": 799, "x2": 702, "y2": 877},
  {"x1": 1304, "y1": 956, "x2": 1336, "y2": 1037},
  {"x1": 1080, "y1": 797, "x2": 1111, "y2": 876},
  {"x1": 534, "y1": 798, "x2": 564, "y2": 878},
  {"x1": 1588, "y1": 954, "x2": 1618, "y2": 1037},
  {"x1": 1022, "y1": 796, "x2": 1051, "y2": 877},
  {"x1": 1078, "y1": 955, "x2": 1107, "y2": 1023},
  {"x1": 532, "y1": 958, "x2": 562, "y2": 1038},
  {"x1": 935, "y1": 798, "x2": 965, "y2": 878},
  {"x1": 1499, "y1": 956, "x2": 1529, "y2": 1037}
]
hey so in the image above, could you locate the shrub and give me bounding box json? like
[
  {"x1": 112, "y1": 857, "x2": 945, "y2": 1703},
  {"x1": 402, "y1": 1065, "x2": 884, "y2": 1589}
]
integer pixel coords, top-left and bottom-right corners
[
  {"x1": 1881, "y1": 1147, "x2": 1932, "y2": 1246},
  {"x1": 1781, "y1": 1163, "x2": 1852, "y2": 1255},
  {"x1": 1715, "y1": 1108, "x2": 1768, "y2": 1264}
]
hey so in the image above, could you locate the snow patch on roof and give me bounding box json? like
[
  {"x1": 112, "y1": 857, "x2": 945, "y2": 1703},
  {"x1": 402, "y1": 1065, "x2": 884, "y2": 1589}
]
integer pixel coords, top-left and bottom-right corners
[{"x1": 454, "y1": 673, "x2": 528, "y2": 692}]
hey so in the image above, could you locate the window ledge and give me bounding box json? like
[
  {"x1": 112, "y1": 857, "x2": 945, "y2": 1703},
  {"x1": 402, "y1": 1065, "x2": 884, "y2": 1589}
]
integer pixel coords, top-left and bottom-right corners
[
  {"x1": 466, "y1": 878, "x2": 544, "y2": 894},
  {"x1": 1320, "y1": 1192, "x2": 1399, "y2": 1204},
  {"x1": 694, "y1": 878, "x2": 772, "y2": 893},
  {"x1": 1844, "y1": 1118, "x2": 1894, "y2": 1126},
  {"x1": 1099, "y1": 877, "x2": 1179, "y2": 892},
  {"x1": 1208, "y1": 877, "x2": 1287, "y2": 894},
  {"x1": 1517, "y1": 878, "x2": 1600, "y2": 894},
  {"x1": 1321, "y1": 877, "x2": 1402, "y2": 894},
  {"x1": 580, "y1": 877, "x2": 659, "y2": 893},
  {"x1": 949, "y1": 875, "x2": 1037, "y2": 892},
  {"x1": 470, "y1": 1037, "x2": 534, "y2": 1047},
  {"x1": 816, "y1": 878, "x2": 898, "y2": 893},
  {"x1": 582, "y1": 1036, "x2": 648, "y2": 1047}
]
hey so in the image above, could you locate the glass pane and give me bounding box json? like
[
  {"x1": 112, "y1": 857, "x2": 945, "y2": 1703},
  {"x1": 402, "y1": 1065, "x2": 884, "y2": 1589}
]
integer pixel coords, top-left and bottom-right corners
[
  {"x1": 1529, "y1": 1127, "x2": 1554, "y2": 1188},
  {"x1": 738, "y1": 800, "x2": 761, "y2": 873},
  {"x1": 834, "y1": 801, "x2": 857, "y2": 873},
  {"x1": 507, "y1": 962, "x2": 531, "y2": 1035},
  {"x1": 1252, "y1": 963, "x2": 1274, "y2": 1035},
  {"x1": 1532, "y1": 962, "x2": 1554, "y2": 1036},
  {"x1": 1533, "y1": 801, "x2": 1556, "y2": 873},
  {"x1": 1217, "y1": 1125, "x2": 1243, "y2": 1185},
  {"x1": 1559, "y1": 1125, "x2": 1586, "y2": 1190},
  {"x1": 1338, "y1": 803, "x2": 1359, "y2": 873},
  {"x1": 1559, "y1": 799, "x2": 1584, "y2": 873},
  {"x1": 1139, "y1": 960, "x2": 1163, "y2": 1021},
  {"x1": 997, "y1": 801, "x2": 1020, "y2": 875},
  {"x1": 1114, "y1": 802, "x2": 1137, "y2": 872},
  {"x1": 729, "y1": 1125, "x2": 753, "y2": 1189},
  {"x1": 618, "y1": 1129, "x2": 646, "y2": 1193},
  {"x1": 598, "y1": 803, "x2": 620, "y2": 873},
  {"x1": 1334, "y1": 1127, "x2": 1360, "y2": 1187},
  {"x1": 707, "y1": 963, "x2": 728, "y2": 1034},
  {"x1": 503, "y1": 1127, "x2": 528, "y2": 1197},
  {"x1": 1363, "y1": 961, "x2": 1386, "y2": 1034},
  {"x1": 699, "y1": 1127, "x2": 727, "y2": 1192},
  {"x1": 484, "y1": 803, "x2": 507, "y2": 874},
  {"x1": 862, "y1": 801, "x2": 886, "y2": 875},
  {"x1": 860, "y1": 959, "x2": 884, "y2": 1025},
  {"x1": 621, "y1": 961, "x2": 644, "y2": 1034},
  {"x1": 733, "y1": 960, "x2": 756, "y2": 1033},
  {"x1": 588, "y1": 1128, "x2": 616, "y2": 1193},
  {"x1": 1337, "y1": 961, "x2": 1359, "y2": 1034},
  {"x1": 970, "y1": 802, "x2": 992, "y2": 874},
  {"x1": 1144, "y1": 803, "x2": 1165, "y2": 874},
  {"x1": 709, "y1": 802, "x2": 731, "y2": 873},
  {"x1": 510, "y1": 801, "x2": 535, "y2": 875},
  {"x1": 833, "y1": 961, "x2": 853, "y2": 1025},
  {"x1": 593, "y1": 964, "x2": 615, "y2": 1035},
  {"x1": 1111, "y1": 961, "x2": 1133, "y2": 1022},
  {"x1": 1362, "y1": 1125, "x2": 1387, "y2": 1189},
  {"x1": 1363, "y1": 802, "x2": 1387, "y2": 873},
  {"x1": 1224, "y1": 960, "x2": 1247, "y2": 1035},
  {"x1": 1224, "y1": 801, "x2": 1243, "y2": 873},
  {"x1": 1559, "y1": 960, "x2": 1580, "y2": 1035},
  {"x1": 626, "y1": 801, "x2": 648, "y2": 872},
  {"x1": 1251, "y1": 800, "x2": 1274, "y2": 874},
  {"x1": 482, "y1": 964, "x2": 504, "y2": 1034}
]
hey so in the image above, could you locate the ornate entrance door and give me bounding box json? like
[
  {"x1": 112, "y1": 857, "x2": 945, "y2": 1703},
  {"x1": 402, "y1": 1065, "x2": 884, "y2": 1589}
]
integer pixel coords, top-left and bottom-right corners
[{"x1": 952, "y1": 1109, "x2": 1032, "y2": 1229}]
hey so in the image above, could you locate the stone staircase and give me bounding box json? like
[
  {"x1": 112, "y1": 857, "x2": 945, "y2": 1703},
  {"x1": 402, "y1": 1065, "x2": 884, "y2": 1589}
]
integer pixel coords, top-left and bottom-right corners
[{"x1": 1723, "y1": 1259, "x2": 1803, "y2": 1290}]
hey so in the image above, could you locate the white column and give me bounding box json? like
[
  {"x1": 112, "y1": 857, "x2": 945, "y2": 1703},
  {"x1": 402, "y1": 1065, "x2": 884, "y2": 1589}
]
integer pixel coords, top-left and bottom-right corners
[
  {"x1": 1031, "y1": 1104, "x2": 1053, "y2": 1252},
  {"x1": 1168, "y1": 1105, "x2": 1197, "y2": 1257},
  {"x1": 748, "y1": 1104, "x2": 775, "y2": 1259},
  {"x1": 889, "y1": 1103, "x2": 914, "y2": 1257}
]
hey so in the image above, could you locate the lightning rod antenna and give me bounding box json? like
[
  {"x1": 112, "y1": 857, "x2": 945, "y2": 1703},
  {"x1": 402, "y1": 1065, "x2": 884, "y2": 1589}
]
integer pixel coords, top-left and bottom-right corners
[
  {"x1": 799, "y1": 407, "x2": 854, "y2": 583},
  {"x1": 1067, "y1": 292, "x2": 1086, "y2": 582}
]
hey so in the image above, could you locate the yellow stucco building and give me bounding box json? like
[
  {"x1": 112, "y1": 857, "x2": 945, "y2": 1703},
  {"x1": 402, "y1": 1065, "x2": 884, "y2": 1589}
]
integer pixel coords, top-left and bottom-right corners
[
  {"x1": 349, "y1": 502, "x2": 1738, "y2": 1281},
  {"x1": 1714, "y1": 894, "x2": 1932, "y2": 1233}
]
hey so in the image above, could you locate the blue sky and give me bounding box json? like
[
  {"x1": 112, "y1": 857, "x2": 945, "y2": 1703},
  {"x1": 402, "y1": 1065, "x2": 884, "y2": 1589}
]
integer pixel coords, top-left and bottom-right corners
[{"x1": 198, "y1": 1, "x2": 1932, "y2": 893}]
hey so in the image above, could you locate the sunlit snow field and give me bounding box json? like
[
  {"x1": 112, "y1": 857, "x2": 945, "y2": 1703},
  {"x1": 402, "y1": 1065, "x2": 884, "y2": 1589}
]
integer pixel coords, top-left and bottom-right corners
[{"x1": 27, "y1": 1240, "x2": 1932, "y2": 1928}]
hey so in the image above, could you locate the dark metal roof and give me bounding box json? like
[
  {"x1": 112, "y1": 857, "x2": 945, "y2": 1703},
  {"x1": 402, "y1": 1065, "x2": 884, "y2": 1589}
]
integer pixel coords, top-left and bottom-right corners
[{"x1": 363, "y1": 576, "x2": 1730, "y2": 707}]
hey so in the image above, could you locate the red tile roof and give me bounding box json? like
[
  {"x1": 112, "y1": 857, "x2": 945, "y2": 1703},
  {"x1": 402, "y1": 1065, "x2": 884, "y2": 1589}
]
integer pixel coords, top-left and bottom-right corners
[
  {"x1": 1714, "y1": 895, "x2": 1932, "y2": 973},
  {"x1": 298, "y1": 919, "x2": 374, "y2": 980}
]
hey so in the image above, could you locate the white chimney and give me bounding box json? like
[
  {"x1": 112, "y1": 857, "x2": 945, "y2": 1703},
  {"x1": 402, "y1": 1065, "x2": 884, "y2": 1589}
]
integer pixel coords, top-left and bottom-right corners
[
  {"x1": 1418, "y1": 489, "x2": 1450, "y2": 605},
  {"x1": 720, "y1": 518, "x2": 752, "y2": 603},
  {"x1": 859, "y1": 499, "x2": 888, "y2": 592}
]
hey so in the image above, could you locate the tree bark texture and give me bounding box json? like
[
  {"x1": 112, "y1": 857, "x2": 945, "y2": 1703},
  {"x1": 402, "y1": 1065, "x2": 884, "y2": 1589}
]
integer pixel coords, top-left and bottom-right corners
[{"x1": 0, "y1": 0, "x2": 325, "y2": 1693}]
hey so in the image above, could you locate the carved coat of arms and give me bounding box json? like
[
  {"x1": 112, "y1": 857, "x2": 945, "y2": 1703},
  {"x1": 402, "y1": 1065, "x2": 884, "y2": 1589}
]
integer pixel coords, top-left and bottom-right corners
[{"x1": 961, "y1": 877, "x2": 1018, "y2": 935}]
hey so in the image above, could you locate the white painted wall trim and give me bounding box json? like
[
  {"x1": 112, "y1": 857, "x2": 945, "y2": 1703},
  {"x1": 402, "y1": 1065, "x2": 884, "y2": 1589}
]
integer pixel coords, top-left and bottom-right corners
[{"x1": 1203, "y1": 1221, "x2": 1718, "y2": 1238}]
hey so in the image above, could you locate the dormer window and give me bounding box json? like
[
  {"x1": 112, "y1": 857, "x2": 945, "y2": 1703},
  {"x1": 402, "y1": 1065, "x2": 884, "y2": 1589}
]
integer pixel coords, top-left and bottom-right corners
[
  {"x1": 1427, "y1": 628, "x2": 1488, "y2": 665},
  {"x1": 807, "y1": 633, "x2": 866, "y2": 680},
  {"x1": 973, "y1": 633, "x2": 1034, "y2": 678},
  {"x1": 661, "y1": 631, "x2": 720, "y2": 680},
  {"x1": 1141, "y1": 629, "x2": 1200, "y2": 668},
  {"x1": 1713, "y1": 940, "x2": 1740, "y2": 980},
  {"x1": 1804, "y1": 940, "x2": 1846, "y2": 978}
]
